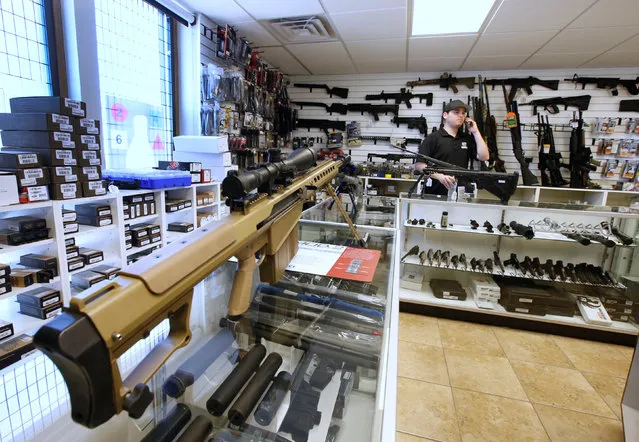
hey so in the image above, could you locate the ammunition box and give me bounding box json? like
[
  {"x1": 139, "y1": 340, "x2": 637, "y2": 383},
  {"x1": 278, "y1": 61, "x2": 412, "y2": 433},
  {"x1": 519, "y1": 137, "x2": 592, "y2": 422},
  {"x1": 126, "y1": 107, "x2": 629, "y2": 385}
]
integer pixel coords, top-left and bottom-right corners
[
  {"x1": 77, "y1": 150, "x2": 101, "y2": 167},
  {"x1": 149, "y1": 233, "x2": 161, "y2": 244},
  {"x1": 63, "y1": 221, "x2": 79, "y2": 234},
  {"x1": 0, "y1": 151, "x2": 41, "y2": 169},
  {"x1": 158, "y1": 161, "x2": 202, "y2": 172},
  {"x1": 78, "y1": 247, "x2": 103, "y2": 265},
  {"x1": 50, "y1": 182, "x2": 81, "y2": 200},
  {"x1": 125, "y1": 241, "x2": 132, "y2": 250},
  {"x1": 67, "y1": 256, "x2": 84, "y2": 272},
  {"x1": 91, "y1": 264, "x2": 120, "y2": 280},
  {"x1": 143, "y1": 193, "x2": 154, "y2": 202},
  {"x1": 77, "y1": 214, "x2": 112, "y2": 227},
  {"x1": 124, "y1": 224, "x2": 130, "y2": 232},
  {"x1": 0, "y1": 167, "x2": 50, "y2": 187},
  {"x1": 132, "y1": 236, "x2": 151, "y2": 248},
  {"x1": 191, "y1": 172, "x2": 201, "y2": 183},
  {"x1": 17, "y1": 287, "x2": 61, "y2": 309},
  {"x1": 2, "y1": 147, "x2": 78, "y2": 166},
  {"x1": 124, "y1": 231, "x2": 132, "y2": 241},
  {"x1": 66, "y1": 245, "x2": 79, "y2": 259},
  {"x1": 74, "y1": 117, "x2": 100, "y2": 135},
  {"x1": 75, "y1": 203, "x2": 111, "y2": 218},
  {"x1": 19, "y1": 253, "x2": 57, "y2": 270},
  {"x1": 71, "y1": 270, "x2": 106, "y2": 289},
  {"x1": 19, "y1": 185, "x2": 49, "y2": 203},
  {"x1": 0, "y1": 335, "x2": 35, "y2": 370},
  {"x1": 0, "y1": 130, "x2": 79, "y2": 149},
  {"x1": 0, "y1": 320, "x2": 14, "y2": 342},
  {"x1": 78, "y1": 166, "x2": 101, "y2": 181},
  {"x1": 135, "y1": 223, "x2": 160, "y2": 235},
  {"x1": 196, "y1": 195, "x2": 204, "y2": 206},
  {"x1": 15, "y1": 267, "x2": 56, "y2": 283},
  {"x1": 165, "y1": 200, "x2": 179, "y2": 212},
  {"x1": 168, "y1": 222, "x2": 194, "y2": 233},
  {"x1": 48, "y1": 166, "x2": 79, "y2": 184},
  {"x1": 201, "y1": 169, "x2": 212, "y2": 183},
  {"x1": 19, "y1": 301, "x2": 63, "y2": 320},
  {"x1": 183, "y1": 200, "x2": 192, "y2": 208},
  {"x1": 0, "y1": 264, "x2": 10, "y2": 277},
  {"x1": 64, "y1": 237, "x2": 75, "y2": 247},
  {"x1": 10, "y1": 270, "x2": 34, "y2": 287},
  {"x1": 81, "y1": 180, "x2": 107, "y2": 197},
  {"x1": 0, "y1": 112, "x2": 74, "y2": 132},
  {"x1": 62, "y1": 209, "x2": 77, "y2": 222},
  {"x1": 124, "y1": 195, "x2": 143, "y2": 205},
  {"x1": 0, "y1": 230, "x2": 22, "y2": 245},
  {"x1": 0, "y1": 283, "x2": 12, "y2": 296},
  {"x1": 20, "y1": 228, "x2": 48, "y2": 243},
  {"x1": 130, "y1": 225, "x2": 148, "y2": 239},
  {"x1": 10, "y1": 96, "x2": 86, "y2": 118},
  {"x1": 0, "y1": 216, "x2": 46, "y2": 233}
]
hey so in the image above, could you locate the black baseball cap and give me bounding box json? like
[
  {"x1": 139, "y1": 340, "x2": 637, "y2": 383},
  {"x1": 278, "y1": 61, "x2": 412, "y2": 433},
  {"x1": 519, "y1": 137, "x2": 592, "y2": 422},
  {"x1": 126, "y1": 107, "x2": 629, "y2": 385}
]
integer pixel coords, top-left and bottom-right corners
[{"x1": 444, "y1": 100, "x2": 468, "y2": 112}]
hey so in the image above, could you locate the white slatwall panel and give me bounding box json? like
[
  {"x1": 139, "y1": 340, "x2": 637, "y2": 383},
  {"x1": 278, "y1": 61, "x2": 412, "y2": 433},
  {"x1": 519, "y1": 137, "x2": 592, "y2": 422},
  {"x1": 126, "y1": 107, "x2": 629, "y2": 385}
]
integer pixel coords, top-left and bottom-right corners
[
  {"x1": 199, "y1": 14, "x2": 216, "y2": 66},
  {"x1": 289, "y1": 68, "x2": 639, "y2": 186}
]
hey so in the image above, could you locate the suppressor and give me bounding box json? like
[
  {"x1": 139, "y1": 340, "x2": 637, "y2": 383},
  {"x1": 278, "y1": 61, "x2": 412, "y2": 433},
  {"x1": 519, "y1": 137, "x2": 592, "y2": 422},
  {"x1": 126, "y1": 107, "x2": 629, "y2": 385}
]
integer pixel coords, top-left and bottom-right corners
[
  {"x1": 206, "y1": 344, "x2": 266, "y2": 415},
  {"x1": 175, "y1": 415, "x2": 213, "y2": 442},
  {"x1": 228, "y1": 353, "x2": 283, "y2": 425},
  {"x1": 254, "y1": 371, "x2": 292, "y2": 426},
  {"x1": 163, "y1": 329, "x2": 236, "y2": 398},
  {"x1": 141, "y1": 403, "x2": 191, "y2": 442}
]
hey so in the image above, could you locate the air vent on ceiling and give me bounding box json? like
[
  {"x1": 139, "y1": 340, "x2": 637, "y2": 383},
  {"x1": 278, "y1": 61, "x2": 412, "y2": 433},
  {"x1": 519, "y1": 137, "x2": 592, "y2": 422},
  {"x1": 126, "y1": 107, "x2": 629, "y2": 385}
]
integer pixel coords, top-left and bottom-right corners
[{"x1": 260, "y1": 15, "x2": 336, "y2": 44}]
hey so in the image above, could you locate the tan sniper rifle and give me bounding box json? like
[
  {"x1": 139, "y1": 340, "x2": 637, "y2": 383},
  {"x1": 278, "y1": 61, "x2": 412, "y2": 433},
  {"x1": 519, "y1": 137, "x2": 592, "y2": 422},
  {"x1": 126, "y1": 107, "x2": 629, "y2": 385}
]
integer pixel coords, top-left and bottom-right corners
[{"x1": 33, "y1": 148, "x2": 352, "y2": 428}]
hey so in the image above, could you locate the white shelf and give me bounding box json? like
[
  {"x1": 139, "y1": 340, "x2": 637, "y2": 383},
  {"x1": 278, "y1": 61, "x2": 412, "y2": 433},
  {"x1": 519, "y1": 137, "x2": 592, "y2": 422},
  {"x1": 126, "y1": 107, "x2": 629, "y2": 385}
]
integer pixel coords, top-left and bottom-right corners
[
  {"x1": 399, "y1": 286, "x2": 639, "y2": 336},
  {"x1": 126, "y1": 241, "x2": 161, "y2": 256},
  {"x1": 195, "y1": 203, "x2": 217, "y2": 209},
  {"x1": 165, "y1": 230, "x2": 190, "y2": 244},
  {"x1": 59, "y1": 193, "x2": 117, "y2": 205},
  {"x1": 403, "y1": 222, "x2": 631, "y2": 246},
  {"x1": 0, "y1": 201, "x2": 53, "y2": 214},
  {"x1": 0, "y1": 278, "x2": 61, "y2": 302},
  {"x1": 127, "y1": 213, "x2": 160, "y2": 224},
  {"x1": 0, "y1": 238, "x2": 55, "y2": 255},
  {"x1": 65, "y1": 223, "x2": 117, "y2": 239},
  {"x1": 69, "y1": 255, "x2": 120, "y2": 275},
  {"x1": 165, "y1": 207, "x2": 194, "y2": 215},
  {"x1": 192, "y1": 182, "x2": 219, "y2": 187},
  {"x1": 359, "y1": 176, "x2": 416, "y2": 182}
]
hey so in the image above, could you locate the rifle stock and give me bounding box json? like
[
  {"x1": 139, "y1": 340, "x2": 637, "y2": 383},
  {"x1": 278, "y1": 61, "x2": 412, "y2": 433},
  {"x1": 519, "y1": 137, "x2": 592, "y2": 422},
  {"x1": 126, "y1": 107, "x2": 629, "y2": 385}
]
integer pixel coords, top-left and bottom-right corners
[{"x1": 33, "y1": 150, "x2": 348, "y2": 429}]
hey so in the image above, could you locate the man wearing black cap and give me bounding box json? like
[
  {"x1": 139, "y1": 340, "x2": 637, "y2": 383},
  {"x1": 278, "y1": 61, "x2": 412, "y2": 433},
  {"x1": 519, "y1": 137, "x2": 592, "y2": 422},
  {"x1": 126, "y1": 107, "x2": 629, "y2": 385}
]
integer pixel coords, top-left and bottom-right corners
[{"x1": 415, "y1": 99, "x2": 489, "y2": 195}]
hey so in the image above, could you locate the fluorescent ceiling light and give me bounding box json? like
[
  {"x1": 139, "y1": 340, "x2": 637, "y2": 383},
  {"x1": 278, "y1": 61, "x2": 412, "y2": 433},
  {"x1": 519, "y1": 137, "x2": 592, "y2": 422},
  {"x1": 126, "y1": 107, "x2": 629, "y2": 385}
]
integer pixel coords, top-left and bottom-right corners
[{"x1": 412, "y1": 0, "x2": 496, "y2": 36}]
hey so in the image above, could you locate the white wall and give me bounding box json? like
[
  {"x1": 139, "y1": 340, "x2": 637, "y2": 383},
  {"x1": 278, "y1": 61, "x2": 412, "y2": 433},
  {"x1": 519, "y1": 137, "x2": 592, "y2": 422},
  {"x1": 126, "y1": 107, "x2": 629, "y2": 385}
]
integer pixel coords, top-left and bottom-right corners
[{"x1": 289, "y1": 67, "x2": 639, "y2": 187}]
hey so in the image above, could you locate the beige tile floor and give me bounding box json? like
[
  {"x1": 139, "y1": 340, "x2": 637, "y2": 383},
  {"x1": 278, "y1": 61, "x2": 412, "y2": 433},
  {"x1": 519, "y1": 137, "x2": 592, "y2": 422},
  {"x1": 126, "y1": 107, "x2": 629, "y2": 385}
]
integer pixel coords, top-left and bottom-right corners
[{"x1": 397, "y1": 312, "x2": 634, "y2": 442}]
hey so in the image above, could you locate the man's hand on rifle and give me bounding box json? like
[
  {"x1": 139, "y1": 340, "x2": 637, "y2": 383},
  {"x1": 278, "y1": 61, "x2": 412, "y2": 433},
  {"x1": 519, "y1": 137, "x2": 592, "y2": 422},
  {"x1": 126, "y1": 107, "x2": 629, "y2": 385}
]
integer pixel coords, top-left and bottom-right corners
[{"x1": 432, "y1": 173, "x2": 457, "y2": 189}]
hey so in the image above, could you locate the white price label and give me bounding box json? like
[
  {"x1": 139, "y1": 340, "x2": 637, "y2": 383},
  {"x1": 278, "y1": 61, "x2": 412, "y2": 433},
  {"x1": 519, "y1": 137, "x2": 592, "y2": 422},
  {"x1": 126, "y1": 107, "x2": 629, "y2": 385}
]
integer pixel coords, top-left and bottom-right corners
[
  {"x1": 54, "y1": 132, "x2": 71, "y2": 142},
  {"x1": 27, "y1": 186, "x2": 48, "y2": 200},
  {"x1": 69, "y1": 261, "x2": 83, "y2": 270},
  {"x1": 61, "y1": 141, "x2": 75, "y2": 149},
  {"x1": 65, "y1": 98, "x2": 81, "y2": 109},
  {"x1": 61, "y1": 183, "x2": 77, "y2": 193},
  {"x1": 56, "y1": 167, "x2": 73, "y2": 175},
  {"x1": 0, "y1": 329, "x2": 11, "y2": 339},
  {"x1": 21, "y1": 178, "x2": 36, "y2": 186},
  {"x1": 89, "y1": 257, "x2": 102, "y2": 264},
  {"x1": 45, "y1": 308, "x2": 62, "y2": 319},
  {"x1": 43, "y1": 297, "x2": 60, "y2": 307},
  {"x1": 56, "y1": 150, "x2": 73, "y2": 159},
  {"x1": 71, "y1": 108, "x2": 85, "y2": 117},
  {"x1": 86, "y1": 143, "x2": 100, "y2": 150},
  {"x1": 89, "y1": 158, "x2": 100, "y2": 165},
  {"x1": 99, "y1": 219, "x2": 112, "y2": 226},
  {"x1": 59, "y1": 123, "x2": 74, "y2": 132},
  {"x1": 79, "y1": 118, "x2": 96, "y2": 128},
  {"x1": 86, "y1": 127, "x2": 99, "y2": 135},
  {"x1": 51, "y1": 113, "x2": 69, "y2": 124},
  {"x1": 24, "y1": 168, "x2": 43, "y2": 179},
  {"x1": 81, "y1": 135, "x2": 96, "y2": 144},
  {"x1": 18, "y1": 154, "x2": 38, "y2": 165}
]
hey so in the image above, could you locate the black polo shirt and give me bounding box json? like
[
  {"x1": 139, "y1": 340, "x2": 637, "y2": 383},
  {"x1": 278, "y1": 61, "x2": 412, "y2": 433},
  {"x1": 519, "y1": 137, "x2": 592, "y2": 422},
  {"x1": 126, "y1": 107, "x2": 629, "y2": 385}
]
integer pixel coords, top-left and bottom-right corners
[{"x1": 418, "y1": 128, "x2": 478, "y2": 195}]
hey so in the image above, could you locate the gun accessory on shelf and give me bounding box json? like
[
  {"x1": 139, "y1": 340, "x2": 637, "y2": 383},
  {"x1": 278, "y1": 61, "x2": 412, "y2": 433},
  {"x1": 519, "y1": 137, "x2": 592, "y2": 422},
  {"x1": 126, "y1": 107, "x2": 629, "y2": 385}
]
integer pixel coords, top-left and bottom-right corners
[
  {"x1": 470, "y1": 219, "x2": 480, "y2": 230},
  {"x1": 364, "y1": 88, "x2": 433, "y2": 108},
  {"x1": 391, "y1": 115, "x2": 428, "y2": 134},
  {"x1": 509, "y1": 221, "x2": 535, "y2": 239},
  {"x1": 493, "y1": 252, "x2": 505, "y2": 273},
  {"x1": 483, "y1": 221, "x2": 494, "y2": 233},
  {"x1": 293, "y1": 83, "x2": 349, "y2": 98},
  {"x1": 519, "y1": 95, "x2": 592, "y2": 115},
  {"x1": 401, "y1": 245, "x2": 420, "y2": 262},
  {"x1": 406, "y1": 72, "x2": 475, "y2": 93},
  {"x1": 485, "y1": 77, "x2": 559, "y2": 102},
  {"x1": 563, "y1": 74, "x2": 639, "y2": 96}
]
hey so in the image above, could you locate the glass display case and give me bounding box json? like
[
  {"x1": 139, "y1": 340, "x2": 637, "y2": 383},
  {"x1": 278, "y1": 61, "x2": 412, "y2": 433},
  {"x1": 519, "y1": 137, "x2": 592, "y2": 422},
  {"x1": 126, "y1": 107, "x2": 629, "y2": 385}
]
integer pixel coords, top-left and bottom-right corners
[{"x1": 302, "y1": 196, "x2": 397, "y2": 230}]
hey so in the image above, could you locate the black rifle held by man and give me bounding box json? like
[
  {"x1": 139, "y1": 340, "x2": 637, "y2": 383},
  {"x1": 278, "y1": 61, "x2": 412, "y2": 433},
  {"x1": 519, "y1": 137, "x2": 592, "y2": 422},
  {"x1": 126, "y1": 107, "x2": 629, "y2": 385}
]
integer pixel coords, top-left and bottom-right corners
[
  {"x1": 406, "y1": 72, "x2": 475, "y2": 93},
  {"x1": 564, "y1": 74, "x2": 639, "y2": 96},
  {"x1": 391, "y1": 115, "x2": 428, "y2": 134},
  {"x1": 482, "y1": 80, "x2": 506, "y2": 173},
  {"x1": 364, "y1": 89, "x2": 433, "y2": 109},
  {"x1": 485, "y1": 77, "x2": 560, "y2": 102},
  {"x1": 519, "y1": 95, "x2": 591, "y2": 115},
  {"x1": 503, "y1": 83, "x2": 538, "y2": 185},
  {"x1": 346, "y1": 103, "x2": 399, "y2": 121}
]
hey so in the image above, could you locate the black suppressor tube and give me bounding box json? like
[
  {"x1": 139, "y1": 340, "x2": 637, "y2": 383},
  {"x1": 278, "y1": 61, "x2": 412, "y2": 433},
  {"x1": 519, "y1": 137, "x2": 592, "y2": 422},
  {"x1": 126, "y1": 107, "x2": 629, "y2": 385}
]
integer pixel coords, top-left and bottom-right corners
[
  {"x1": 509, "y1": 221, "x2": 534, "y2": 239},
  {"x1": 163, "y1": 329, "x2": 236, "y2": 398},
  {"x1": 206, "y1": 344, "x2": 267, "y2": 416},
  {"x1": 175, "y1": 415, "x2": 213, "y2": 442},
  {"x1": 141, "y1": 403, "x2": 192, "y2": 442},
  {"x1": 222, "y1": 147, "x2": 317, "y2": 199},
  {"x1": 228, "y1": 353, "x2": 283, "y2": 425},
  {"x1": 254, "y1": 371, "x2": 292, "y2": 426}
]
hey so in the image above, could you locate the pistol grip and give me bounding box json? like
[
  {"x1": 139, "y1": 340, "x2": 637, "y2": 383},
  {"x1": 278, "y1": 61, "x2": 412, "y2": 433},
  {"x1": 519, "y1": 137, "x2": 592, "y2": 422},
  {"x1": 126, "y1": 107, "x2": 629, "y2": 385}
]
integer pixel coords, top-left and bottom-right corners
[{"x1": 228, "y1": 249, "x2": 263, "y2": 317}]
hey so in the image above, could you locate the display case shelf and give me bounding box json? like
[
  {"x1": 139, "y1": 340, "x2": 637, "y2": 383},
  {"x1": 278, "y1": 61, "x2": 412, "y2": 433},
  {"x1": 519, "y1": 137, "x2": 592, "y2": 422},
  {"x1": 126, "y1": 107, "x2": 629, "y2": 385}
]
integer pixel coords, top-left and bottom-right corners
[
  {"x1": 0, "y1": 201, "x2": 53, "y2": 214},
  {"x1": 126, "y1": 242, "x2": 161, "y2": 256},
  {"x1": 0, "y1": 238, "x2": 55, "y2": 255},
  {"x1": 195, "y1": 203, "x2": 217, "y2": 209},
  {"x1": 128, "y1": 213, "x2": 160, "y2": 224},
  {"x1": 66, "y1": 224, "x2": 116, "y2": 239},
  {"x1": 0, "y1": 277, "x2": 61, "y2": 302}
]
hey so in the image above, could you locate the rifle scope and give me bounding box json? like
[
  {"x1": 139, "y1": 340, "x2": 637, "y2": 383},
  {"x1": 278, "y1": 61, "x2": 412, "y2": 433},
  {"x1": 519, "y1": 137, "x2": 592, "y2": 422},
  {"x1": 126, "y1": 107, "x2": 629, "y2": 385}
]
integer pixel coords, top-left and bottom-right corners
[{"x1": 222, "y1": 147, "x2": 318, "y2": 199}]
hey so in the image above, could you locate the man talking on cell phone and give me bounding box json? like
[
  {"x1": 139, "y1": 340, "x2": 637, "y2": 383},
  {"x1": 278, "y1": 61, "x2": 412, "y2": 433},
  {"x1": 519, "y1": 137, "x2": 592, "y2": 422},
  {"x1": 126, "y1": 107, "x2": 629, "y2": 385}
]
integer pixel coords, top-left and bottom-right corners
[{"x1": 414, "y1": 100, "x2": 489, "y2": 196}]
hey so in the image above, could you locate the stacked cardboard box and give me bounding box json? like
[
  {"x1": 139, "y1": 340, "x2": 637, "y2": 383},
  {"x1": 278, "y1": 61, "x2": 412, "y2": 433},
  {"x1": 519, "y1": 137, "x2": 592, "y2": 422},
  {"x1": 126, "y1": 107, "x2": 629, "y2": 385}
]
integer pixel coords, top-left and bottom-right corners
[
  {"x1": 0, "y1": 216, "x2": 49, "y2": 246},
  {"x1": 17, "y1": 286, "x2": 62, "y2": 320},
  {"x1": 0, "y1": 96, "x2": 106, "y2": 200}
]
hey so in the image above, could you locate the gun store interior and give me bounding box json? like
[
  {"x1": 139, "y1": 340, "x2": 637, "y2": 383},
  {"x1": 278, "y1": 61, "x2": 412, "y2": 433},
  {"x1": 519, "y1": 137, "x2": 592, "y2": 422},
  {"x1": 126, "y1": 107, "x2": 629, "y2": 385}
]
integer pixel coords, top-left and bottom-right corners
[{"x1": 1, "y1": 1, "x2": 639, "y2": 441}]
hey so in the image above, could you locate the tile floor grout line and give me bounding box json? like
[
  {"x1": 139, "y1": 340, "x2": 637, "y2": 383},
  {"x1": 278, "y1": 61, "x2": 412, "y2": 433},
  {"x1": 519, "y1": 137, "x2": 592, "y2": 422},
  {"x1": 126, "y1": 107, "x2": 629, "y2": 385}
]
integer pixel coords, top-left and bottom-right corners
[
  {"x1": 397, "y1": 374, "x2": 450, "y2": 389},
  {"x1": 440, "y1": 322, "x2": 464, "y2": 441},
  {"x1": 531, "y1": 401, "x2": 624, "y2": 423},
  {"x1": 397, "y1": 429, "x2": 445, "y2": 442},
  {"x1": 492, "y1": 327, "x2": 576, "y2": 370},
  {"x1": 579, "y1": 371, "x2": 622, "y2": 420}
]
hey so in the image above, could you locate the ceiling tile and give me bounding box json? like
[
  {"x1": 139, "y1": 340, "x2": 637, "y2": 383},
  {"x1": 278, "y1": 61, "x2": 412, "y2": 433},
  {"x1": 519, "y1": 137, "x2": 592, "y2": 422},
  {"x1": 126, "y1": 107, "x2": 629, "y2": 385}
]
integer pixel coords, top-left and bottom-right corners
[
  {"x1": 233, "y1": 20, "x2": 280, "y2": 46},
  {"x1": 569, "y1": 0, "x2": 639, "y2": 28},
  {"x1": 520, "y1": 52, "x2": 601, "y2": 69},
  {"x1": 472, "y1": 31, "x2": 556, "y2": 56},
  {"x1": 259, "y1": 47, "x2": 310, "y2": 75},
  {"x1": 322, "y1": 0, "x2": 407, "y2": 14},
  {"x1": 233, "y1": 0, "x2": 323, "y2": 20},
  {"x1": 407, "y1": 57, "x2": 464, "y2": 72},
  {"x1": 609, "y1": 34, "x2": 639, "y2": 52},
  {"x1": 329, "y1": 8, "x2": 407, "y2": 41},
  {"x1": 540, "y1": 26, "x2": 639, "y2": 54},
  {"x1": 355, "y1": 59, "x2": 407, "y2": 73},
  {"x1": 184, "y1": 0, "x2": 251, "y2": 23},
  {"x1": 485, "y1": 0, "x2": 593, "y2": 33},
  {"x1": 287, "y1": 42, "x2": 356, "y2": 74},
  {"x1": 580, "y1": 51, "x2": 639, "y2": 68},
  {"x1": 409, "y1": 35, "x2": 476, "y2": 58},
  {"x1": 344, "y1": 39, "x2": 406, "y2": 61},
  {"x1": 461, "y1": 55, "x2": 528, "y2": 70}
]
